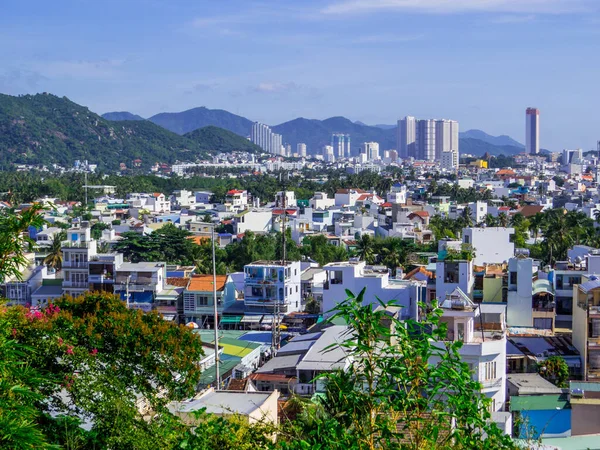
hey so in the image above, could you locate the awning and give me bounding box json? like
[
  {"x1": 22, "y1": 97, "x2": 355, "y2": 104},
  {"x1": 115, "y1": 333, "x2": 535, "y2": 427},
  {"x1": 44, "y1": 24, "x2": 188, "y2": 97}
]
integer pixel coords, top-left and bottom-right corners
[
  {"x1": 241, "y1": 315, "x2": 263, "y2": 323},
  {"x1": 533, "y1": 279, "x2": 555, "y2": 296},
  {"x1": 261, "y1": 315, "x2": 274, "y2": 324},
  {"x1": 220, "y1": 316, "x2": 242, "y2": 324}
]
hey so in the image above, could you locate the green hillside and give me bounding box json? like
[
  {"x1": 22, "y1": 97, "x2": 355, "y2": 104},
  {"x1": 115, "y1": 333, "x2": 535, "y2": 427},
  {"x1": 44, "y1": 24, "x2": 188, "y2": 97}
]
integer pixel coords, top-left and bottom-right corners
[
  {"x1": 102, "y1": 111, "x2": 145, "y2": 121},
  {"x1": 185, "y1": 126, "x2": 263, "y2": 153},
  {"x1": 149, "y1": 106, "x2": 253, "y2": 136},
  {"x1": 0, "y1": 93, "x2": 255, "y2": 170}
]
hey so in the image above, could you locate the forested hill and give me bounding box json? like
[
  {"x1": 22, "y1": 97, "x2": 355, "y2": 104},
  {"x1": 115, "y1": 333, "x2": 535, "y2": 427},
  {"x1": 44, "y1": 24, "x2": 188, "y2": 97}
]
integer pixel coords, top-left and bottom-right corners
[
  {"x1": 184, "y1": 126, "x2": 262, "y2": 153},
  {"x1": 0, "y1": 93, "x2": 256, "y2": 170}
]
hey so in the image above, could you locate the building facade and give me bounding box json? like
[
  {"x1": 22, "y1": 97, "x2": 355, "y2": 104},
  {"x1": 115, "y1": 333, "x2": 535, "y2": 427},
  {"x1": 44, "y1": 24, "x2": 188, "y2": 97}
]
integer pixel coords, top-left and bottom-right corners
[{"x1": 526, "y1": 107, "x2": 540, "y2": 155}]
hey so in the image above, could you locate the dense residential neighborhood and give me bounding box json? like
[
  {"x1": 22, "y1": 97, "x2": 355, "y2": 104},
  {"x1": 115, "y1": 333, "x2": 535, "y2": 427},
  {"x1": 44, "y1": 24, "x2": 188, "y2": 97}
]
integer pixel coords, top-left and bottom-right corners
[{"x1": 4, "y1": 146, "x2": 600, "y2": 448}]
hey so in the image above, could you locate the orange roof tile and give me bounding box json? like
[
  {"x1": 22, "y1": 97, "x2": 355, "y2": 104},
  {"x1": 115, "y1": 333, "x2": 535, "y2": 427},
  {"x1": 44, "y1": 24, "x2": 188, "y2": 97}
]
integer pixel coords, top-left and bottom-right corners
[
  {"x1": 186, "y1": 274, "x2": 227, "y2": 292},
  {"x1": 188, "y1": 236, "x2": 210, "y2": 245}
]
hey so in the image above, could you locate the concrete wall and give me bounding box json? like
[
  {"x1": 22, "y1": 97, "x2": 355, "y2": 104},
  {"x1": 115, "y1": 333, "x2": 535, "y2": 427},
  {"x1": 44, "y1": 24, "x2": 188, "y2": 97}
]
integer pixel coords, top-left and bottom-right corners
[
  {"x1": 463, "y1": 227, "x2": 515, "y2": 266},
  {"x1": 572, "y1": 290, "x2": 589, "y2": 379},
  {"x1": 571, "y1": 403, "x2": 600, "y2": 436}
]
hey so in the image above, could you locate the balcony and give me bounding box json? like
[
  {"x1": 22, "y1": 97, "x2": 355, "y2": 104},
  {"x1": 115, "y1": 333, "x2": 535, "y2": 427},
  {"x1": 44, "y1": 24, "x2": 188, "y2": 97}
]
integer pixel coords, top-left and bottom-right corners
[
  {"x1": 481, "y1": 378, "x2": 503, "y2": 389},
  {"x1": 589, "y1": 306, "x2": 600, "y2": 317},
  {"x1": 62, "y1": 281, "x2": 89, "y2": 288},
  {"x1": 293, "y1": 383, "x2": 315, "y2": 396},
  {"x1": 114, "y1": 284, "x2": 155, "y2": 292},
  {"x1": 115, "y1": 276, "x2": 153, "y2": 285},
  {"x1": 88, "y1": 274, "x2": 114, "y2": 283},
  {"x1": 63, "y1": 261, "x2": 89, "y2": 269},
  {"x1": 62, "y1": 241, "x2": 92, "y2": 249}
]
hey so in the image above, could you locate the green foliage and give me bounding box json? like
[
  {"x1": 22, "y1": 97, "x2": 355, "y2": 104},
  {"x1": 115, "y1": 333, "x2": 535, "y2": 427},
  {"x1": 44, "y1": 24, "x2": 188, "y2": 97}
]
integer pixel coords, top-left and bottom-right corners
[
  {"x1": 0, "y1": 203, "x2": 47, "y2": 282},
  {"x1": 301, "y1": 235, "x2": 348, "y2": 266},
  {"x1": 429, "y1": 183, "x2": 493, "y2": 204},
  {"x1": 43, "y1": 231, "x2": 66, "y2": 271},
  {"x1": 0, "y1": 93, "x2": 264, "y2": 170},
  {"x1": 278, "y1": 289, "x2": 517, "y2": 449},
  {"x1": 538, "y1": 356, "x2": 570, "y2": 388},
  {"x1": 185, "y1": 126, "x2": 263, "y2": 153},
  {"x1": 90, "y1": 222, "x2": 110, "y2": 240},
  {"x1": 4, "y1": 292, "x2": 205, "y2": 448}
]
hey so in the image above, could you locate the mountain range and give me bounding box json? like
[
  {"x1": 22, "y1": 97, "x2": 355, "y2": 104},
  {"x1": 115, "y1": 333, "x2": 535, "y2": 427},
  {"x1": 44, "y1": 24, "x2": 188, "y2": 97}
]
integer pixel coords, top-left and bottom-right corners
[
  {"x1": 0, "y1": 93, "x2": 261, "y2": 170},
  {"x1": 0, "y1": 91, "x2": 528, "y2": 170},
  {"x1": 103, "y1": 107, "x2": 527, "y2": 157}
]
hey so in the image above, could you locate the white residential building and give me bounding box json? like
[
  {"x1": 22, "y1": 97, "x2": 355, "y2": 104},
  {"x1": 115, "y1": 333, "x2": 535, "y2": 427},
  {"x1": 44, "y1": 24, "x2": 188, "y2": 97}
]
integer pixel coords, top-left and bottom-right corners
[
  {"x1": 322, "y1": 260, "x2": 422, "y2": 318},
  {"x1": 310, "y1": 192, "x2": 335, "y2": 210},
  {"x1": 440, "y1": 150, "x2": 458, "y2": 171},
  {"x1": 435, "y1": 119, "x2": 459, "y2": 160},
  {"x1": 362, "y1": 142, "x2": 380, "y2": 160},
  {"x1": 113, "y1": 262, "x2": 166, "y2": 312},
  {"x1": 233, "y1": 208, "x2": 273, "y2": 234},
  {"x1": 171, "y1": 190, "x2": 197, "y2": 209},
  {"x1": 244, "y1": 260, "x2": 302, "y2": 314},
  {"x1": 251, "y1": 122, "x2": 282, "y2": 155},
  {"x1": 462, "y1": 227, "x2": 515, "y2": 266},
  {"x1": 397, "y1": 116, "x2": 416, "y2": 159},
  {"x1": 435, "y1": 257, "x2": 474, "y2": 301},
  {"x1": 322, "y1": 145, "x2": 335, "y2": 162},
  {"x1": 335, "y1": 189, "x2": 366, "y2": 207},
  {"x1": 62, "y1": 221, "x2": 97, "y2": 297},
  {"x1": 436, "y1": 289, "x2": 507, "y2": 413},
  {"x1": 297, "y1": 143, "x2": 307, "y2": 157},
  {"x1": 195, "y1": 191, "x2": 213, "y2": 204},
  {"x1": 225, "y1": 189, "x2": 248, "y2": 208},
  {"x1": 417, "y1": 119, "x2": 436, "y2": 161}
]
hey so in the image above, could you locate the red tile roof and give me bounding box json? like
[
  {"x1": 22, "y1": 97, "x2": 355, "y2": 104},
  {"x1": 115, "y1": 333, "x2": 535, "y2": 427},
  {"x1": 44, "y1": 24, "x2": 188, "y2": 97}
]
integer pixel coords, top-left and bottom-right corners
[{"x1": 186, "y1": 274, "x2": 227, "y2": 292}]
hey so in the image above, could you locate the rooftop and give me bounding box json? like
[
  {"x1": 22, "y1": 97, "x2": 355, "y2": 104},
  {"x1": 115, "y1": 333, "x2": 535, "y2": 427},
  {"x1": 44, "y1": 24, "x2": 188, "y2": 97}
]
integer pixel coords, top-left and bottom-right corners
[
  {"x1": 296, "y1": 325, "x2": 351, "y2": 372},
  {"x1": 187, "y1": 275, "x2": 227, "y2": 292},
  {"x1": 507, "y1": 373, "x2": 563, "y2": 395},
  {"x1": 172, "y1": 389, "x2": 273, "y2": 416},
  {"x1": 117, "y1": 262, "x2": 165, "y2": 272}
]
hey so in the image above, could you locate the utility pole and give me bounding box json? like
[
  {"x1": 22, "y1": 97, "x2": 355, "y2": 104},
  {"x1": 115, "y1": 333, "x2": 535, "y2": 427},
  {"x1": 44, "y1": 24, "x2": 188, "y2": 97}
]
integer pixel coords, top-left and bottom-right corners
[
  {"x1": 125, "y1": 275, "x2": 131, "y2": 309},
  {"x1": 211, "y1": 224, "x2": 220, "y2": 389},
  {"x1": 272, "y1": 173, "x2": 288, "y2": 355}
]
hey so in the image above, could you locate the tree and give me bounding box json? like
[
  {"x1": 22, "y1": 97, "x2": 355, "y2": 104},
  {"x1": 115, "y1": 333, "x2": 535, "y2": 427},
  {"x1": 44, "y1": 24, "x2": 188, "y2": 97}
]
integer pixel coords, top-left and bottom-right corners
[
  {"x1": 356, "y1": 234, "x2": 375, "y2": 264},
  {"x1": 90, "y1": 222, "x2": 110, "y2": 240},
  {"x1": 538, "y1": 356, "x2": 569, "y2": 388},
  {"x1": 43, "y1": 231, "x2": 66, "y2": 272},
  {"x1": 5, "y1": 292, "x2": 205, "y2": 448},
  {"x1": 0, "y1": 204, "x2": 46, "y2": 281},
  {"x1": 461, "y1": 206, "x2": 474, "y2": 228},
  {"x1": 279, "y1": 289, "x2": 516, "y2": 449}
]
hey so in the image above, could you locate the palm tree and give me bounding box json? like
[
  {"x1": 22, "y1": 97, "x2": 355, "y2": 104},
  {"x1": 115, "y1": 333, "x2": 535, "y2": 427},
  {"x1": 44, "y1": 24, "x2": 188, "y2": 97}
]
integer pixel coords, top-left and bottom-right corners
[
  {"x1": 97, "y1": 242, "x2": 111, "y2": 254},
  {"x1": 44, "y1": 232, "x2": 65, "y2": 272},
  {"x1": 356, "y1": 234, "x2": 375, "y2": 264},
  {"x1": 483, "y1": 214, "x2": 497, "y2": 227},
  {"x1": 461, "y1": 206, "x2": 474, "y2": 228},
  {"x1": 529, "y1": 213, "x2": 544, "y2": 242},
  {"x1": 497, "y1": 213, "x2": 509, "y2": 228},
  {"x1": 381, "y1": 246, "x2": 403, "y2": 277}
]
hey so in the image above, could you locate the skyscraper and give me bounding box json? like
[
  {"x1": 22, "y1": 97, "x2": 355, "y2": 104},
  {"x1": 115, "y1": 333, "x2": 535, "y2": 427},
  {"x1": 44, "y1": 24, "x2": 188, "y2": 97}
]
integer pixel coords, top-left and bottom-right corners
[
  {"x1": 332, "y1": 133, "x2": 351, "y2": 158},
  {"x1": 397, "y1": 116, "x2": 416, "y2": 159},
  {"x1": 250, "y1": 122, "x2": 284, "y2": 155},
  {"x1": 435, "y1": 120, "x2": 459, "y2": 160},
  {"x1": 416, "y1": 119, "x2": 436, "y2": 162},
  {"x1": 297, "y1": 143, "x2": 307, "y2": 157},
  {"x1": 526, "y1": 108, "x2": 540, "y2": 155}
]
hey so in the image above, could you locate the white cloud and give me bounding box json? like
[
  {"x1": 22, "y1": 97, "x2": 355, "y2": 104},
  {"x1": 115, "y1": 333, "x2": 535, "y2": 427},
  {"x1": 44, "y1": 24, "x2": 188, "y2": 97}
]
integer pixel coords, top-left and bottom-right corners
[
  {"x1": 252, "y1": 82, "x2": 299, "y2": 93},
  {"x1": 322, "y1": 0, "x2": 593, "y2": 15}
]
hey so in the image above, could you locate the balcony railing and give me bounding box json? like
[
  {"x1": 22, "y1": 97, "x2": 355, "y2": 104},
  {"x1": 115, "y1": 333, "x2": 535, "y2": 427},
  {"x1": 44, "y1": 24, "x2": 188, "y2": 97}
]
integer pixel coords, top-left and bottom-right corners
[
  {"x1": 481, "y1": 378, "x2": 503, "y2": 389},
  {"x1": 115, "y1": 277, "x2": 153, "y2": 285},
  {"x1": 88, "y1": 274, "x2": 114, "y2": 283},
  {"x1": 63, "y1": 261, "x2": 89, "y2": 268},
  {"x1": 63, "y1": 281, "x2": 89, "y2": 288},
  {"x1": 62, "y1": 241, "x2": 92, "y2": 249},
  {"x1": 114, "y1": 284, "x2": 155, "y2": 292}
]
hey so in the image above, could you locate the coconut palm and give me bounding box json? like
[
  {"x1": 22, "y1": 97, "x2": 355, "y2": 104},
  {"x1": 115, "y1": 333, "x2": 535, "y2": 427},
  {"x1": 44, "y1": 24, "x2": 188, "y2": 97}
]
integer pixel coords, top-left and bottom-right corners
[
  {"x1": 44, "y1": 232, "x2": 66, "y2": 271},
  {"x1": 356, "y1": 234, "x2": 375, "y2": 264},
  {"x1": 483, "y1": 214, "x2": 497, "y2": 227},
  {"x1": 497, "y1": 213, "x2": 509, "y2": 227},
  {"x1": 461, "y1": 206, "x2": 474, "y2": 228}
]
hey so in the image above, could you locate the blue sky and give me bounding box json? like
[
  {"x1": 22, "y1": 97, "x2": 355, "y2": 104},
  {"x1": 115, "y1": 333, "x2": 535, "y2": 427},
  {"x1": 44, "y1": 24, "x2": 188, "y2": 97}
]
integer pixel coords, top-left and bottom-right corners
[{"x1": 2, "y1": 0, "x2": 600, "y2": 150}]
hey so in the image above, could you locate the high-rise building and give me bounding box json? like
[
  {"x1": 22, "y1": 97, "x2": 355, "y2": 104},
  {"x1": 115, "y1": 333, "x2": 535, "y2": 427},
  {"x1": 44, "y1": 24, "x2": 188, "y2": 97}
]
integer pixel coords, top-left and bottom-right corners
[
  {"x1": 398, "y1": 116, "x2": 458, "y2": 162},
  {"x1": 251, "y1": 122, "x2": 283, "y2": 155},
  {"x1": 297, "y1": 143, "x2": 307, "y2": 158},
  {"x1": 362, "y1": 142, "x2": 380, "y2": 160},
  {"x1": 416, "y1": 120, "x2": 436, "y2": 162},
  {"x1": 332, "y1": 133, "x2": 351, "y2": 158},
  {"x1": 440, "y1": 150, "x2": 459, "y2": 171},
  {"x1": 435, "y1": 120, "x2": 459, "y2": 160},
  {"x1": 322, "y1": 145, "x2": 335, "y2": 162},
  {"x1": 526, "y1": 108, "x2": 540, "y2": 155},
  {"x1": 397, "y1": 116, "x2": 416, "y2": 159}
]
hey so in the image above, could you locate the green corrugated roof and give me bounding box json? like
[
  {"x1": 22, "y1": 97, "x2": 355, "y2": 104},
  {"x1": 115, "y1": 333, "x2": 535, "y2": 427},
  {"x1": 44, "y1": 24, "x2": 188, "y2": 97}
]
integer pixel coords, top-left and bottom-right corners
[
  {"x1": 198, "y1": 358, "x2": 240, "y2": 387},
  {"x1": 510, "y1": 394, "x2": 570, "y2": 412},
  {"x1": 533, "y1": 279, "x2": 555, "y2": 296},
  {"x1": 220, "y1": 316, "x2": 243, "y2": 324}
]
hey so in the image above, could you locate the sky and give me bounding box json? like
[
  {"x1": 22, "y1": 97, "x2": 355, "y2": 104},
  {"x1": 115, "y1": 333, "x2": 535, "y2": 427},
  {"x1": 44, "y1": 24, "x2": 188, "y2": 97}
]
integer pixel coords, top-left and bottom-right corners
[{"x1": 2, "y1": 0, "x2": 600, "y2": 151}]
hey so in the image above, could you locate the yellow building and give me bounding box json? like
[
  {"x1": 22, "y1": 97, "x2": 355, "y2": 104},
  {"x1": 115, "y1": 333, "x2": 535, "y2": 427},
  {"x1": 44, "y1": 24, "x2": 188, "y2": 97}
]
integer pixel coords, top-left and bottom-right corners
[{"x1": 469, "y1": 160, "x2": 488, "y2": 169}]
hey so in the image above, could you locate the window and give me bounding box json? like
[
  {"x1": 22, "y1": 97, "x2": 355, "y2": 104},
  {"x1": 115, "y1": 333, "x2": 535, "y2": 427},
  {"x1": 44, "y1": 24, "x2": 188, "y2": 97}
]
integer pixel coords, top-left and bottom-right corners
[
  {"x1": 484, "y1": 361, "x2": 497, "y2": 380},
  {"x1": 464, "y1": 235, "x2": 470, "y2": 244},
  {"x1": 197, "y1": 296, "x2": 209, "y2": 307},
  {"x1": 509, "y1": 271, "x2": 517, "y2": 285},
  {"x1": 296, "y1": 286, "x2": 298, "y2": 293},
  {"x1": 184, "y1": 293, "x2": 195, "y2": 311}
]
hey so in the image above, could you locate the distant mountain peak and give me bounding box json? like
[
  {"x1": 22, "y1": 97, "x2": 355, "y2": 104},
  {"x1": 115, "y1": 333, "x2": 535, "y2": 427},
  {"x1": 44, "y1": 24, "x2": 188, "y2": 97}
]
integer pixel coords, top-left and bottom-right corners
[
  {"x1": 460, "y1": 129, "x2": 524, "y2": 148},
  {"x1": 102, "y1": 111, "x2": 145, "y2": 121}
]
